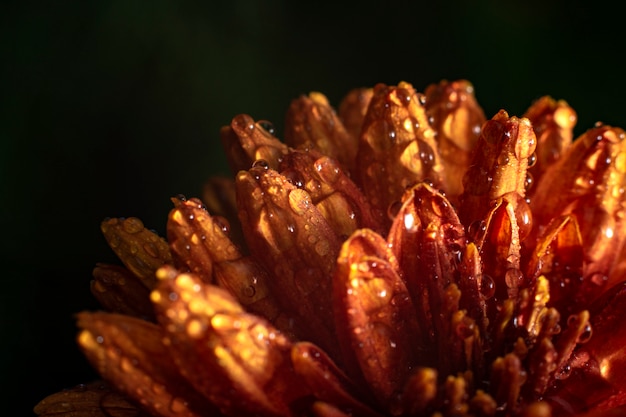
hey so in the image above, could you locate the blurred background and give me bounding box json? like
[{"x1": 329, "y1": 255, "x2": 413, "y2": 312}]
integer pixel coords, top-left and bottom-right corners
[{"x1": 2, "y1": 0, "x2": 624, "y2": 414}]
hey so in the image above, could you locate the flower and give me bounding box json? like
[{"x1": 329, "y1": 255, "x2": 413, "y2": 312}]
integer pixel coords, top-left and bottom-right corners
[{"x1": 34, "y1": 80, "x2": 626, "y2": 417}]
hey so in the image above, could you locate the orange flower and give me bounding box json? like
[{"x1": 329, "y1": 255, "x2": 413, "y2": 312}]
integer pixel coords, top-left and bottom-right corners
[{"x1": 35, "y1": 80, "x2": 626, "y2": 417}]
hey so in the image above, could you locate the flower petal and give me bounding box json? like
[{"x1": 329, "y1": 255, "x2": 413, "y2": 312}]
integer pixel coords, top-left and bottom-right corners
[
  {"x1": 522, "y1": 96, "x2": 577, "y2": 196},
  {"x1": 424, "y1": 79, "x2": 486, "y2": 202},
  {"x1": 220, "y1": 114, "x2": 289, "y2": 173},
  {"x1": 333, "y1": 228, "x2": 420, "y2": 408},
  {"x1": 100, "y1": 217, "x2": 172, "y2": 289},
  {"x1": 387, "y1": 182, "x2": 468, "y2": 370},
  {"x1": 167, "y1": 196, "x2": 240, "y2": 283},
  {"x1": 458, "y1": 109, "x2": 536, "y2": 232},
  {"x1": 284, "y1": 92, "x2": 358, "y2": 173},
  {"x1": 279, "y1": 149, "x2": 385, "y2": 237},
  {"x1": 76, "y1": 312, "x2": 209, "y2": 417},
  {"x1": 356, "y1": 82, "x2": 444, "y2": 223},
  {"x1": 151, "y1": 266, "x2": 308, "y2": 417},
  {"x1": 531, "y1": 125, "x2": 626, "y2": 303},
  {"x1": 235, "y1": 165, "x2": 341, "y2": 355}
]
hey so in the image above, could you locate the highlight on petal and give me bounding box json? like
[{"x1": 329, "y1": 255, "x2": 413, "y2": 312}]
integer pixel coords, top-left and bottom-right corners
[{"x1": 338, "y1": 87, "x2": 373, "y2": 147}]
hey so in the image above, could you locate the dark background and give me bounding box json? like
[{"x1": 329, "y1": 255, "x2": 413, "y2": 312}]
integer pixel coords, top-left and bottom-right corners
[{"x1": 2, "y1": 0, "x2": 624, "y2": 415}]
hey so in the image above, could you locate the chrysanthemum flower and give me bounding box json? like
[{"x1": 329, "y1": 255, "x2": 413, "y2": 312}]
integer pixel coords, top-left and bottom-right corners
[{"x1": 35, "y1": 80, "x2": 626, "y2": 417}]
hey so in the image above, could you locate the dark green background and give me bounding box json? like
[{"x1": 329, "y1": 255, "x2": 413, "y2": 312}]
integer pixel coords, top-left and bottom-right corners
[{"x1": 2, "y1": 0, "x2": 624, "y2": 415}]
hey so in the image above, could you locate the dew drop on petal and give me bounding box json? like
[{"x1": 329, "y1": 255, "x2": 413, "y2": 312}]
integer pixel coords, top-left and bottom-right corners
[
  {"x1": 122, "y1": 218, "x2": 144, "y2": 234},
  {"x1": 480, "y1": 274, "x2": 496, "y2": 299}
]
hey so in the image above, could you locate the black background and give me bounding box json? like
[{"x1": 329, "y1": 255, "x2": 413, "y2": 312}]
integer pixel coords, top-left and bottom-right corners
[{"x1": 2, "y1": 1, "x2": 625, "y2": 415}]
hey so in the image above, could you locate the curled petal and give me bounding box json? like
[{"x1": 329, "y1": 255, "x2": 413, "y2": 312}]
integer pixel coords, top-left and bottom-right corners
[
  {"x1": 356, "y1": 82, "x2": 444, "y2": 223},
  {"x1": 167, "y1": 196, "x2": 240, "y2": 283},
  {"x1": 387, "y1": 182, "x2": 467, "y2": 366},
  {"x1": 151, "y1": 266, "x2": 308, "y2": 417},
  {"x1": 459, "y1": 110, "x2": 536, "y2": 230},
  {"x1": 338, "y1": 87, "x2": 373, "y2": 147},
  {"x1": 235, "y1": 165, "x2": 341, "y2": 355},
  {"x1": 284, "y1": 92, "x2": 358, "y2": 173},
  {"x1": 531, "y1": 125, "x2": 626, "y2": 301},
  {"x1": 91, "y1": 263, "x2": 155, "y2": 321},
  {"x1": 100, "y1": 217, "x2": 172, "y2": 289},
  {"x1": 424, "y1": 79, "x2": 486, "y2": 201},
  {"x1": 33, "y1": 381, "x2": 146, "y2": 417},
  {"x1": 523, "y1": 96, "x2": 577, "y2": 191},
  {"x1": 220, "y1": 114, "x2": 290, "y2": 173},
  {"x1": 279, "y1": 149, "x2": 385, "y2": 237},
  {"x1": 332, "y1": 228, "x2": 420, "y2": 408},
  {"x1": 76, "y1": 311, "x2": 209, "y2": 417},
  {"x1": 525, "y1": 215, "x2": 584, "y2": 315}
]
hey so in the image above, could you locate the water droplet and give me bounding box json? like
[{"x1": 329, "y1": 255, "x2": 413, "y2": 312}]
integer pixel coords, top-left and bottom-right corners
[
  {"x1": 387, "y1": 201, "x2": 402, "y2": 220},
  {"x1": 314, "y1": 157, "x2": 341, "y2": 184},
  {"x1": 252, "y1": 159, "x2": 270, "y2": 170},
  {"x1": 505, "y1": 268, "x2": 524, "y2": 288},
  {"x1": 314, "y1": 240, "x2": 330, "y2": 256},
  {"x1": 578, "y1": 323, "x2": 593, "y2": 343},
  {"x1": 497, "y1": 152, "x2": 510, "y2": 166},
  {"x1": 258, "y1": 120, "x2": 275, "y2": 135},
  {"x1": 170, "y1": 397, "x2": 188, "y2": 413},
  {"x1": 122, "y1": 218, "x2": 144, "y2": 234},
  {"x1": 527, "y1": 152, "x2": 537, "y2": 167},
  {"x1": 468, "y1": 220, "x2": 487, "y2": 243},
  {"x1": 555, "y1": 364, "x2": 571, "y2": 380},
  {"x1": 480, "y1": 274, "x2": 495, "y2": 299},
  {"x1": 589, "y1": 272, "x2": 608, "y2": 286},
  {"x1": 516, "y1": 198, "x2": 533, "y2": 241},
  {"x1": 243, "y1": 285, "x2": 256, "y2": 298},
  {"x1": 417, "y1": 139, "x2": 435, "y2": 171}
]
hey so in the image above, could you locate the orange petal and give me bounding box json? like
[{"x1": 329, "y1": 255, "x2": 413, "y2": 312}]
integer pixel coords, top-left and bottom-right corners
[
  {"x1": 387, "y1": 182, "x2": 467, "y2": 367},
  {"x1": 220, "y1": 114, "x2": 289, "y2": 173},
  {"x1": 100, "y1": 217, "x2": 172, "y2": 289},
  {"x1": 279, "y1": 149, "x2": 385, "y2": 237},
  {"x1": 235, "y1": 165, "x2": 341, "y2": 355},
  {"x1": 356, "y1": 82, "x2": 444, "y2": 223},
  {"x1": 167, "y1": 196, "x2": 240, "y2": 283},
  {"x1": 76, "y1": 311, "x2": 209, "y2": 417},
  {"x1": 151, "y1": 266, "x2": 307, "y2": 416},
  {"x1": 284, "y1": 92, "x2": 358, "y2": 173},
  {"x1": 531, "y1": 124, "x2": 626, "y2": 302},
  {"x1": 424, "y1": 79, "x2": 486, "y2": 202},
  {"x1": 333, "y1": 228, "x2": 420, "y2": 408},
  {"x1": 458, "y1": 109, "x2": 536, "y2": 230},
  {"x1": 522, "y1": 95, "x2": 577, "y2": 196}
]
